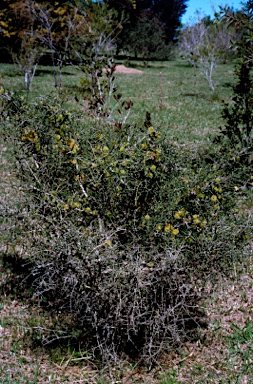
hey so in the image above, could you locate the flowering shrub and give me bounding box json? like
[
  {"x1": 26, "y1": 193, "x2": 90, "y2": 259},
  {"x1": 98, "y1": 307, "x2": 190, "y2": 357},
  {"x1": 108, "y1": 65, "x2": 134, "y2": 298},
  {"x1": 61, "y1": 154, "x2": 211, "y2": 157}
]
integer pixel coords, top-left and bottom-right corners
[
  {"x1": 1, "y1": 90, "x2": 248, "y2": 363},
  {"x1": 3, "y1": 93, "x2": 238, "y2": 248}
]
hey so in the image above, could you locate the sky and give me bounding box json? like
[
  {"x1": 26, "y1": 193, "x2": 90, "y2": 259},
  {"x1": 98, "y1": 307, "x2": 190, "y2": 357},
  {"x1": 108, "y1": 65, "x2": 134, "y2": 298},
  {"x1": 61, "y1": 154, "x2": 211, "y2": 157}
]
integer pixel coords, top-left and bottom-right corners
[{"x1": 181, "y1": 0, "x2": 244, "y2": 24}]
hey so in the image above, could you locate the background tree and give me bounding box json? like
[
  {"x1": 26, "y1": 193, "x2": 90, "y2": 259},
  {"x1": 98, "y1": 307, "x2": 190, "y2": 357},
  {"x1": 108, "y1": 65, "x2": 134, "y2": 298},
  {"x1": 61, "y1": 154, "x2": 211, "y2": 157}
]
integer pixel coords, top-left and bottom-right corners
[
  {"x1": 0, "y1": 0, "x2": 25, "y2": 61},
  {"x1": 124, "y1": 10, "x2": 172, "y2": 62},
  {"x1": 152, "y1": 0, "x2": 188, "y2": 43},
  {"x1": 11, "y1": 0, "x2": 45, "y2": 90},
  {"x1": 31, "y1": 1, "x2": 83, "y2": 88},
  {"x1": 178, "y1": 13, "x2": 237, "y2": 92},
  {"x1": 104, "y1": 0, "x2": 187, "y2": 59},
  {"x1": 218, "y1": 1, "x2": 253, "y2": 155},
  {"x1": 71, "y1": 1, "x2": 121, "y2": 117},
  {"x1": 0, "y1": 0, "x2": 45, "y2": 88}
]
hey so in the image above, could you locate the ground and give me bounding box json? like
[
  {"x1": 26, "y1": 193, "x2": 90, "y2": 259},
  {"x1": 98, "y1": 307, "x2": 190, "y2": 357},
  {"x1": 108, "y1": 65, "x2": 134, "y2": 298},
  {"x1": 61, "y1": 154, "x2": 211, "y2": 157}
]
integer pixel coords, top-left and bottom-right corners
[{"x1": 113, "y1": 65, "x2": 144, "y2": 74}]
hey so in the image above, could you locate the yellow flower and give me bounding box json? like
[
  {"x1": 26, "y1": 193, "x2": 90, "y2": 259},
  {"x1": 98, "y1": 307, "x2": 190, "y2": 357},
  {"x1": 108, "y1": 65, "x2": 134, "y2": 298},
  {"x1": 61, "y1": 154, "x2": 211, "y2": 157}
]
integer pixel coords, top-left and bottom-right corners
[
  {"x1": 63, "y1": 204, "x2": 69, "y2": 210},
  {"x1": 148, "y1": 172, "x2": 153, "y2": 178},
  {"x1": 145, "y1": 215, "x2": 151, "y2": 220},
  {"x1": 71, "y1": 202, "x2": 81, "y2": 208},
  {"x1": 22, "y1": 130, "x2": 39, "y2": 143},
  {"x1": 193, "y1": 214, "x2": 200, "y2": 224},
  {"x1": 146, "y1": 151, "x2": 156, "y2": 159},
  {"x1": 70, "y1": 159, "x2": 77, "y2": 165},
  {"x1": 174, "y1": 210, "x2": 184, "y2": 219},
  {"x1": 103, "y1": 146, "x2": 109, "y2": 152},
  {"x1": 97, "y1": 133, "x2": 103, "y2": 140},
  {"x1": 72, "y1": 144, "x2": 79, "y2": 154},
  {"x1": 120, "y1": 146, "x2": 125, "y2": 152},
  {"x1": 147, "y1": 261, "x2": 154, "y2": 267},
  {"x1": 104, "y1": 239, "x2": 112, "y2": 247},
  {"x1": 171, "y1": 228, "x2": 179, "y2": 235},
  {"x1": 57, "y1": 114, "x2": 64, "y2": 121},
  {"x1": 215, "y1": 177, "x2": 221, "y2": 183},
  {"x1": 211, "y1": 195, "x2": 218, "y2": 202},
  {"x1": 142, "y1": 143, "x2": 148, "y2": 150},
  {"x1": 55, "y1": 134, "x2": 61, "y2": 140},
  {"x1": 150, "y1": 164, "x2": 156, "y2": 171},
  {"x1": 164, "y1": 223, "x2": 173, "y2": 232},
  {"x1": 156, "y1": 225, "x2": 162, "y2": 231},
  {"x1": 148, "y1": 127, "x2": 155, "y2": 134},
  {"x1": 66, "y1": 138, "x2": 75, "y2": 148}
]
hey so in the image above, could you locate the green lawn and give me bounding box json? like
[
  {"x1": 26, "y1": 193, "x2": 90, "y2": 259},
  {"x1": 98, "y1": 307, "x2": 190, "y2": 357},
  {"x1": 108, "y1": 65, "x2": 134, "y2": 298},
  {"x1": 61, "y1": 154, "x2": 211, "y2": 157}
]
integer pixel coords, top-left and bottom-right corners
[{"x1": 0, "y1": 59, "x2": 235, "y2": 146}]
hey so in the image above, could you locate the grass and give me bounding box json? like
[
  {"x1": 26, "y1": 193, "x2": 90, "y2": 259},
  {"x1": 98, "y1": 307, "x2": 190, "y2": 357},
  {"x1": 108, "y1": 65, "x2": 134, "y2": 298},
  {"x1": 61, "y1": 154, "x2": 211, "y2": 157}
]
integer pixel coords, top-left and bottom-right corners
[
  {"x1": 0, "y1": 58, "x2": 253, "y2": 383},
  {"x1": 0, "y1": 59, "x2": 235, "y2": 147}
]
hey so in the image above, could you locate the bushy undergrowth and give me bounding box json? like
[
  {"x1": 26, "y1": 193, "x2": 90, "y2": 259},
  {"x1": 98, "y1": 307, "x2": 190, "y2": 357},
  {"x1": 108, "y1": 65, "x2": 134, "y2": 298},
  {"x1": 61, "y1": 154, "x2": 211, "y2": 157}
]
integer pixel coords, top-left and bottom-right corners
[{"x1": 0, "y1": 89, "x2": 250, "y2": 364}]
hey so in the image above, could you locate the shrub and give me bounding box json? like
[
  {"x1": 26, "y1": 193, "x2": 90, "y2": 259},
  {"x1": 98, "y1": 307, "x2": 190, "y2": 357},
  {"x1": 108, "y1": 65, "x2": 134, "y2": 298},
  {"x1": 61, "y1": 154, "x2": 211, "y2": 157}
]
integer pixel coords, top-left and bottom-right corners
[
  {"x1": 216, "y1": 2, "x2": 253, "y2": 168},
  {"x1": 218, "y1": 61, "x2": 253, "y2": 161},
  {"x1": 1, "y1": 90, "x2": 248, "y2": 364}
]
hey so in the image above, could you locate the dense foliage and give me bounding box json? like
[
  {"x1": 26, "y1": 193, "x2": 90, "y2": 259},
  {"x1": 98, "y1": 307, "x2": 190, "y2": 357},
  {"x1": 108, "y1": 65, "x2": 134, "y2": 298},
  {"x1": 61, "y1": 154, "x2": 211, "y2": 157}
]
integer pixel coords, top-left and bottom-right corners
[
  {"x1": 0, "y1": 0, "x2": 187, "y2": 63},
  {"x1": 105, "y1": 0, "x2": 187, "y2": 43},
  {"x1": 216, "y1": 1, "x2": 253, "y2": 162},
  {"x1": 0, "y1": 0, "x2": 119, "y2": 87}
]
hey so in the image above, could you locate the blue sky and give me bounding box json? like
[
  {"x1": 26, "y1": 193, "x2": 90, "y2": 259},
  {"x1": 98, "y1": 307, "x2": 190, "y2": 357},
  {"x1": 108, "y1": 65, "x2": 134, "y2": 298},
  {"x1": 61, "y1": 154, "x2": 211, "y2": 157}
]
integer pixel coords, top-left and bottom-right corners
[{"x1": 181, "y1": 0, "x2": 244, "y2": 24}]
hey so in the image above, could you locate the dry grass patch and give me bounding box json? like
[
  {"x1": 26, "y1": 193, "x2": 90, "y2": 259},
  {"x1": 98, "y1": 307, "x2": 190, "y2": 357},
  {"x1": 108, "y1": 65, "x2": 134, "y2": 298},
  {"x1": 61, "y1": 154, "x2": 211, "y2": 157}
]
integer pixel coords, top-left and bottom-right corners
[
  {"x1": 160, "y1": 249, "x2": 253, "y2": 383},
  {"x1": 0, "y1": 299, "x2": 103, "y2": 383}
]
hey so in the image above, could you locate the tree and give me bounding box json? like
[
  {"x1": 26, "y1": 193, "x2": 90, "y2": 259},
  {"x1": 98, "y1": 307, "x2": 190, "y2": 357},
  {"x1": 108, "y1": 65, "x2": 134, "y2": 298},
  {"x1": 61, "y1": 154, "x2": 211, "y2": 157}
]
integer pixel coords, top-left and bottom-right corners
[
  {"x1": 71, "y1": 1, "x2": 121, "y2": 117},
  {"x1": 104, "y1": 0, "x2": 188, "y2": 58},
  {"x1": 123, "y1": 10, "x2": 172, "y2": 62},
  {"x1": 0, "y1": 0, "x2": 120, "y2": 92},
  {"x1": 0, "y1": 0, "x2": 77, "y2": 87},
  {"x1": 178, "y1": 14, "x2": 236, "y2": 92},
  {"x1": 152, "y1": 0, "x2": 188, "y2": 43},
  {"x1": 31, "y1": 1, "x2": 84, "y2": 88},
  {"x1": 218, "y1": 1, "x2": 253, "y2": 154},
  {"x1": 0, "y1": 0, "x2": 45, "y2": 89}
]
